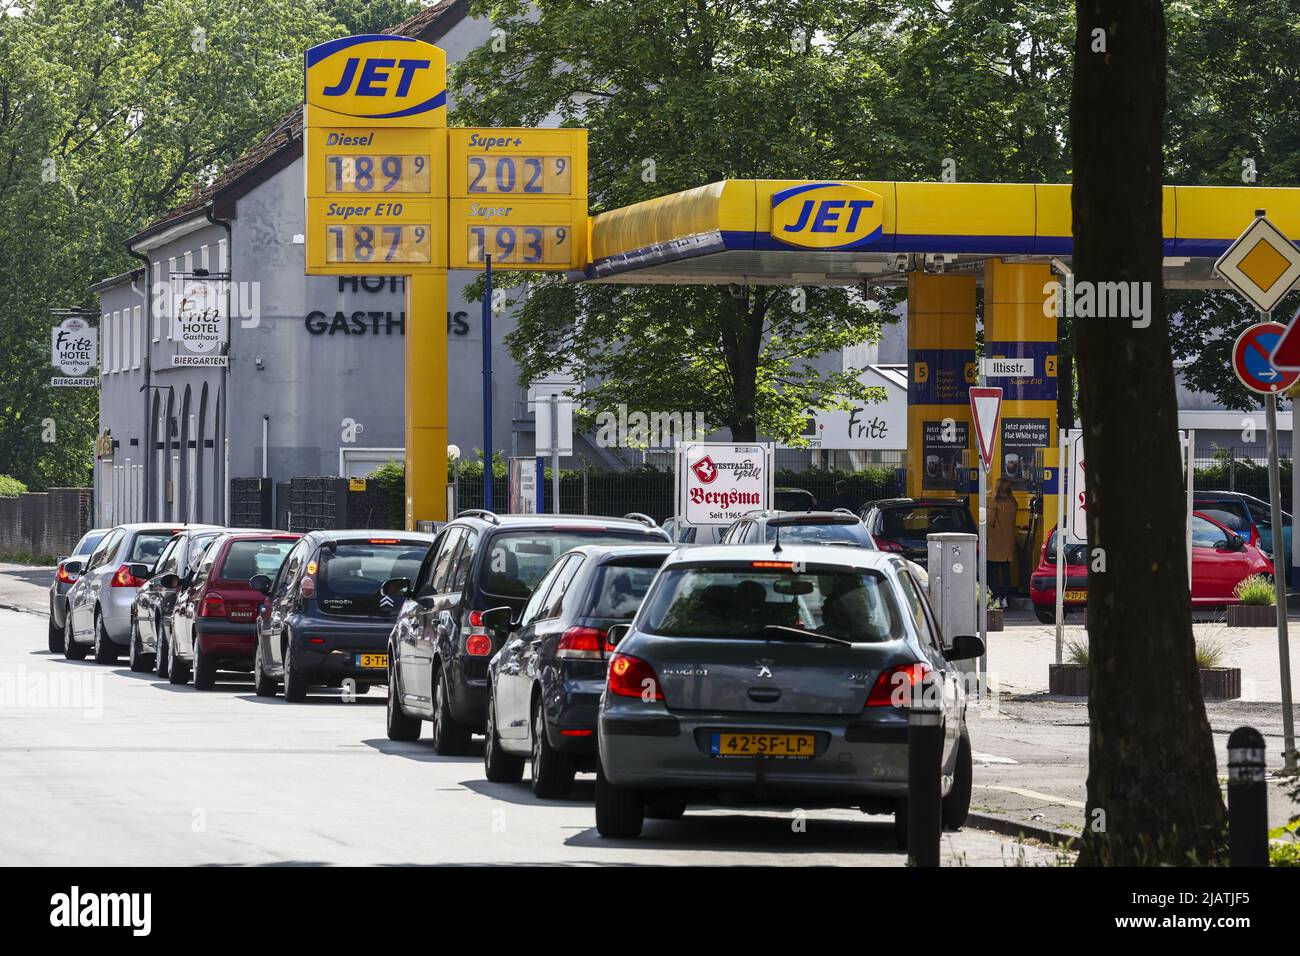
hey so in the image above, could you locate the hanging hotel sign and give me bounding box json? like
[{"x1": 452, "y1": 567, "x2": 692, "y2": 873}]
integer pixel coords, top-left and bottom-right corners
[
  {"x1": 172, "y1": 279, "x2": 227, "y2": 354},
  {"x1": 51, "y1": 317, "x2": 98, "y2": 386}
]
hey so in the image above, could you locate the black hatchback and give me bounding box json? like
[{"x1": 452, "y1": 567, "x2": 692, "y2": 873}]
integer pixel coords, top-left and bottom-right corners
[
  {"x1": 859, "y1": 498, "x2": 975, "y2": 567},
  {"x1": 384, "y1": 512, "x2": 670, "y2": 754},
  {"x1": 483, "y1": 543, "x2": 675, "y2": 797},
  {"x1": 251, "y1": 530, "x2": 434, "y2": 701}
]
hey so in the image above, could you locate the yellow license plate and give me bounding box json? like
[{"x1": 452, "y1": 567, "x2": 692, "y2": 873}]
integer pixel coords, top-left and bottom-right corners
[
  {"x1": 711, "y1": 732, "x2": 815, "y2": 759},
  {"x1": 1063, "y1": 589, "x2": 1087, "y2": 603},
  {"x1": 357, "y1": 653, "x2": 387, "y2": 669}
]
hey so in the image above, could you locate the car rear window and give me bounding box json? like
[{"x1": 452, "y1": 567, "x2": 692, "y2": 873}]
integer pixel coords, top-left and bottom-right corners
[
  {"x1": 217, "y1": 539, "x2": 297, "y2": 582},
  {"x1": 317, "y1": 541, "x2": 430, "y2": 615},
  {"x1": 129, "y1": 531, "x2": 180, "y2": 565},
  {"x1": 588, "y1": 559, "x2": 667, "y2": 619},
  {"x1": 880, "y1": 506, "x2": 974, "y2": 538},
  {"x1": 75, "y1": 532, "x2": 106, "y2": 556},
  {"x1": 766, "y1": 520, "x2": 875, "y2": 547},
  {"x1": 480, "y1": 530, "x2": 664, "y2": 599},
  {"x1": 639, "y1": 564, "x2": 905, "y2": 643},
  {"x1": 1044, "y1": 530, "x2": 1089, "y2": 566}
]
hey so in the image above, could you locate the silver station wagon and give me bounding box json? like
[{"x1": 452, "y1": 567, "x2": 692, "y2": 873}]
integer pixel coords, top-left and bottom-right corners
[{"x1": 595, "y1": 543, "x2": 982, "y2": 840}]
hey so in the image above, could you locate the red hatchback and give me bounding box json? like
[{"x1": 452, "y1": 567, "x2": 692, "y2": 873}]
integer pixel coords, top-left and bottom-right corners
[
  {"x1": 168, "y1": 532, "x2": 301, "y2": 689},
  {"x1": 1029, "y1": 512, "x2": 1273, "y2": 623}
]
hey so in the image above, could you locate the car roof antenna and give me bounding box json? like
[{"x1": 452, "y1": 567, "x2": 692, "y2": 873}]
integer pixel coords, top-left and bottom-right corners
[{"x1": 772, "y1": 524, "x2": 783, "y2": 554}]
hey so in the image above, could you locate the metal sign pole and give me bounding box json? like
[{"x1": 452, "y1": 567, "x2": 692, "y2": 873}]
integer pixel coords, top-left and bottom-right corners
[
  {"x1": 978, "y1": 456, "x2": 988, "y2": 700},
  {"x1": 1266, "y1": 364, "x2": 1297, "y2": 771},
  {"x1": 551, "y1": 393, "x2": 561, "y2": 515},
  {"x1": 482, "y1": 254, "x2": 494, "y2": 511},
  {"x1": 1185, "y1": 430, "x2": 1195, "y2": 588},
  {"x1": 1055, "y1": 430, "x2": 1067, "y2": 663}
]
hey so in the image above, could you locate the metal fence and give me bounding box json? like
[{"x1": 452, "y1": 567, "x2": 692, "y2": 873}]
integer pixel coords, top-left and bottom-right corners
[{"x1": 1193, "y1": 448, "x2": 1293, "y2": 512}]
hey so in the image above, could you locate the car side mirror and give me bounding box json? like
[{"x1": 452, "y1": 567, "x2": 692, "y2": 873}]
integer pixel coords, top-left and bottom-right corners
[
  {"x1": 128, "y1": 563, "x2": 153, "y2": 581},
  {"x1": 158, "y1": 572, "x2": 180, "y2": 590},
  {"x1": 381, "y1": 577, "x2": 412, "y2": 599},
  {"x1": 946, "y1": 634, "x2": 985, "y2": 662},
  {"x1": 606, "y1": 623, "x2": 632, "y2": 647},
  {"x1": 249, "y1": 574, "x2": 273, "y2": 595},
  {"x1": 478, "y1": 605, "x2": 514, "y2": 633},
  {"x1": 63, "y1": 559, "x2": 84, "y2": 577}
]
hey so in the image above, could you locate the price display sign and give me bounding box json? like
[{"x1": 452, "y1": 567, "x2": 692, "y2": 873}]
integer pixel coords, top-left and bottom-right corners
[{"x1": 450, "y1": 199, "x2": 587, "y2": 270}]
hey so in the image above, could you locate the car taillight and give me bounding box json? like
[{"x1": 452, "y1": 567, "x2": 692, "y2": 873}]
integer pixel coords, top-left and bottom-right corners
[
  {"x1": 200, "y1": 592, "x2": 228, "y2": 618},
  {"x1": 607, "y1": 653, "x2": 664, "y2": 701},
  {"x1": 300, "y1": 575, "x2": 316, "y2": 598},
  {"x1": 557, "y1": 626, "x2": 609, "y2": 660},
  {"x1": 111, "y1": 564, "x2": 146, "y2": 588},
  {"x1": 866, "y1": 662, "x2": 931, "y2": 708},
  {"x1": 56, "y1": 564, "x2": 78, "y2": 585},
  {"x1": 465, "y1": 633, "x2": 493, "y2": 656},
  {"x1": 468, "y1": 609, "x2": 484, "y2": 627},
  {"x1": 875, "y1": 538, "x2": 904, "y2": 553}
]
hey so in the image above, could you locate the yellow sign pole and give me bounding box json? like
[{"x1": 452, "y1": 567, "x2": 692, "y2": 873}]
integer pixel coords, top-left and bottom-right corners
[{"x1": 404, "y1": 272, "x2": 448, "y2": 527}]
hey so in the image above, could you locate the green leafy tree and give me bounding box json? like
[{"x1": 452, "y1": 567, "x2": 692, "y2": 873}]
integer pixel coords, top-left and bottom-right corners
[
  {"x1": 324, "y1": 0, "x2": 424, "y2": 35},
  {"x1": 451, "y1": 0, "x2": 912, "y2": 442},
  {"x1": 0, "y1": 0, "x2": 341, "y2": 488}
]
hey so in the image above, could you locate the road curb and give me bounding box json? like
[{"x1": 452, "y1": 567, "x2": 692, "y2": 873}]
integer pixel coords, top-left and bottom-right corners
[{"x1": 966, "y1": 811, "x2": 1078, "y2": 849}]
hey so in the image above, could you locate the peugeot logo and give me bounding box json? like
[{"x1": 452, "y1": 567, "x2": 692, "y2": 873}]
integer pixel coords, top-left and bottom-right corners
[{"x1": 756, "y1": 660, "x2": 774, "y2": 679}]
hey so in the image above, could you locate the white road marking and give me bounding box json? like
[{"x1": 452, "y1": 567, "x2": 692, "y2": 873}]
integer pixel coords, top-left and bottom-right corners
[
  {"x1": 972, "y1": 751, "x2": 1018, "y2": 765},
  {"x1": 974, "y1": 784, "x2": 1085, "y2": 809}
]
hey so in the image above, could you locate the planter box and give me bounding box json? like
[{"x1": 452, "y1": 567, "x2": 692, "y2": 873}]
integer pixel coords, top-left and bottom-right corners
[
  {"x1": 1227, "y1": 603, "x2": 1275, "y2": 628},
  {"x1": 1199, "y1": 667, "x2": 1241, "y2": 701},
  {"x1": 1047, "y1": 664, "x2": 1241, "y2": 701},
  {"x1": 1049, "y1": 663, "x2": 1089, "y2": 696},
  {"x1": 986, "y1": 608, "x2": 1004, "y2": 632}
]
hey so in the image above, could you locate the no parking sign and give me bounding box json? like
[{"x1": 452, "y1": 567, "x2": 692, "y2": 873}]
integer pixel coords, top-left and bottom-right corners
[{"x1": 1232, "y1": 322, "x2": 1299, "y2": 395}]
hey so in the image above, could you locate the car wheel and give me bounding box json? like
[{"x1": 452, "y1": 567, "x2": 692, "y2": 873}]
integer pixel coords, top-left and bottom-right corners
[
  {"x1": 63, "y1": 614, "x2": 88, "y2": 661},
  {"x1": 127, "y1": 617, "x2": 153, "y2": 673},
  {"x1": 431, "y1": 664, "x2": 473, "y2": 755},
  {"x1": 93, "y1": 612, "x2": 118, "y2": 664},
  {"x1": 192, "y1": 638, "x2": 217, "y2": 691},
  {"x1": 644, "y1": 801, "x2": 687, "y2": 820},
  {"x1": 1033, "y1": 604, "x2": 1055, "y2": 625},
  {"x1": 595, "y1": 764, "x2": 643, "y2": 838},
  {"x1": 941, "y1": 731, "x2": 973, "y2": 831},
  {"x1": 47, "y1": 606, "x2": 63, "y2": 654},
  {"x1": 167, "y1": 633, "x2": 190, "y2": 685},
  {"x1": 530, "y1": 699, "x2": 576, "y2": 798},
  {"x1": 385, "y1": 658, "x2": 421, "y2": 741},
  {"x1": 283, "y1": 639, "x2": 308, "y2": 702},
  {"x1": 253, "y1": 639, "x2": 277, "y2": 697},
  {"x1": 155, "y1": 629, "x2": 170, "y2": 677},
  {"x1": 483, "y1": 686, "x2": 524, "y2": 783}
]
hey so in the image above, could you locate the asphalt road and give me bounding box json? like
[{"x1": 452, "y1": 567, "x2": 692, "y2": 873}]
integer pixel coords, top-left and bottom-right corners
[{"x1": 0, "y1": 604, "x2": 1060, "y2": 867}]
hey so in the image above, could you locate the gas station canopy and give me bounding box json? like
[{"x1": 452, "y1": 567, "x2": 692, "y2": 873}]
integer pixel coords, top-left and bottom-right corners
[{"x1": 583, "y1": 180, "x2": 1300, "y2": 288}]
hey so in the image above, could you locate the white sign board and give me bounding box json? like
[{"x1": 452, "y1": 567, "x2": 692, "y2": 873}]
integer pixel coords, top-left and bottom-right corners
[
  {"x1": 1067, "y1": 429, "x2": 1086, "y2": 544},
  {"x1": 981, "y1": 357, "x2": 1034, "y2": 378},
  {"x1": 51, "y1": 317, "x2": 97, "y2": 377},
  {"x1": 678, "y1": 442, "x2": 772, "y2": 526},
  {"x1": 780, "y1": 367, "x2": 906, "y2": 450},
  {"x1": 172, "y1": 280, "x2": 227, "y2": 354},
  {"x1": 508, "y1": 457, "x2": 539, "y2": 514},
  {"x1": 532, "y1": 395, "x2": 574, "y2": 455}
]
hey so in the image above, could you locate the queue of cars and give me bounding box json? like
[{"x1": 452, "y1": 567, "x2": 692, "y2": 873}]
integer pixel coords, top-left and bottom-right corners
[{"x1": 47, "y1": 505, "x2": 978, "y2": 844}]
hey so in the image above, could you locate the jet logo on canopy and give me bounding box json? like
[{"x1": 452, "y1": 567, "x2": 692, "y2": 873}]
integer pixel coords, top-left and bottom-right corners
[{"x1": 770, "y1": 182, "x2": 884, "y2": 250}]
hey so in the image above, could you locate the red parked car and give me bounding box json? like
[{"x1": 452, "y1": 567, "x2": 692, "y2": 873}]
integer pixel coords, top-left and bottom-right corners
[
  {"x1": 1029, "y1": 512, "x2": 1273, "y2": 624},
  {"x1": 165, "y1": 531, "x2": 301, "y2": 689}
]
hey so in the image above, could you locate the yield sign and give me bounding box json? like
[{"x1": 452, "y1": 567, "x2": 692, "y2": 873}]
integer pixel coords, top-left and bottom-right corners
[
  {"x1": 969, "y1": 386, "x2": 1003, "y2": 472},
  {"x1": 1215, "y1": 215, "x2": 1300, "y2": 315}
]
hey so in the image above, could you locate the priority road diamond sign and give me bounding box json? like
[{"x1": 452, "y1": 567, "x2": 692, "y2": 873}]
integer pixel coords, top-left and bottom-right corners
[{"x1": 1215, "y1": 215, "x2": 1300, "y2": 315}]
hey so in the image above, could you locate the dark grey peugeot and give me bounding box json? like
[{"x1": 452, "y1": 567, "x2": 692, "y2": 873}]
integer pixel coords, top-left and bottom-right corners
[{"x1": 594, "y1": 543, "x2": 983, "y2": 840}]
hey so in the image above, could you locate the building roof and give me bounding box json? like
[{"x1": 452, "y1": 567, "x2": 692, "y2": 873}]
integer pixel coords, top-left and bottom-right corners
[{"x1": 126, "y1": 0, "x2": 470, "y2": 249}]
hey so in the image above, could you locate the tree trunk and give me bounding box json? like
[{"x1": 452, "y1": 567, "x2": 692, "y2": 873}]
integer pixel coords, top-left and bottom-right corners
[
  {"x1": 724, "y1": 287, "x2": 763, "y2": 442},
  {"x1": 1072, "y1": 0, "x2": 1225, "y2": 864}
]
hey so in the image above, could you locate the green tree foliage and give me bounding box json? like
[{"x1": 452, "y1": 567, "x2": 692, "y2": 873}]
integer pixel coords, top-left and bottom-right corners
[
  {"x1": 0, "y1": 0, "x2": 342, "y2": 489},
  {"x1": 323, "y1": 0, "x2": 424, "y2": 35}
]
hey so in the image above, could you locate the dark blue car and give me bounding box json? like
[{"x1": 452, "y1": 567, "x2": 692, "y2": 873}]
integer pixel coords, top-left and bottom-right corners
[{"x1": 483, "y1": 543, "x2": 675, "y2": 798}]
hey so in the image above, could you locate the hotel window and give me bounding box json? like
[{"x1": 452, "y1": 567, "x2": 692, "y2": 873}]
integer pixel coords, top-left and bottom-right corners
[
  {"x1": 132, "y1": 306, "x2": 142, "y2": 369},
  {"x1": 152, "y1": 262, "x2": 161, "y2": 342},
  {"x1": 101, "y1": 313, "x2": 110, "y2": 375},
  {"x1": 166, "y1": 257, "x2": 176, "y2": 339}
]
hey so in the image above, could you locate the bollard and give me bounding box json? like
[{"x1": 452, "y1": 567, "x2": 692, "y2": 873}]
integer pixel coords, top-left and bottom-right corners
[
  {"x1": 1227, "y1": 726, "x2": 1268, "y2": 867},
  {"x1": 907, "y1": 673, "x2": 943, "y2": 867}
]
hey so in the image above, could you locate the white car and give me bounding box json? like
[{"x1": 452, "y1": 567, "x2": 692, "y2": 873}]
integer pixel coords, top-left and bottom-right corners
[{"x1": 62, "y1": 523, "x2": 190, "y2": 663}]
